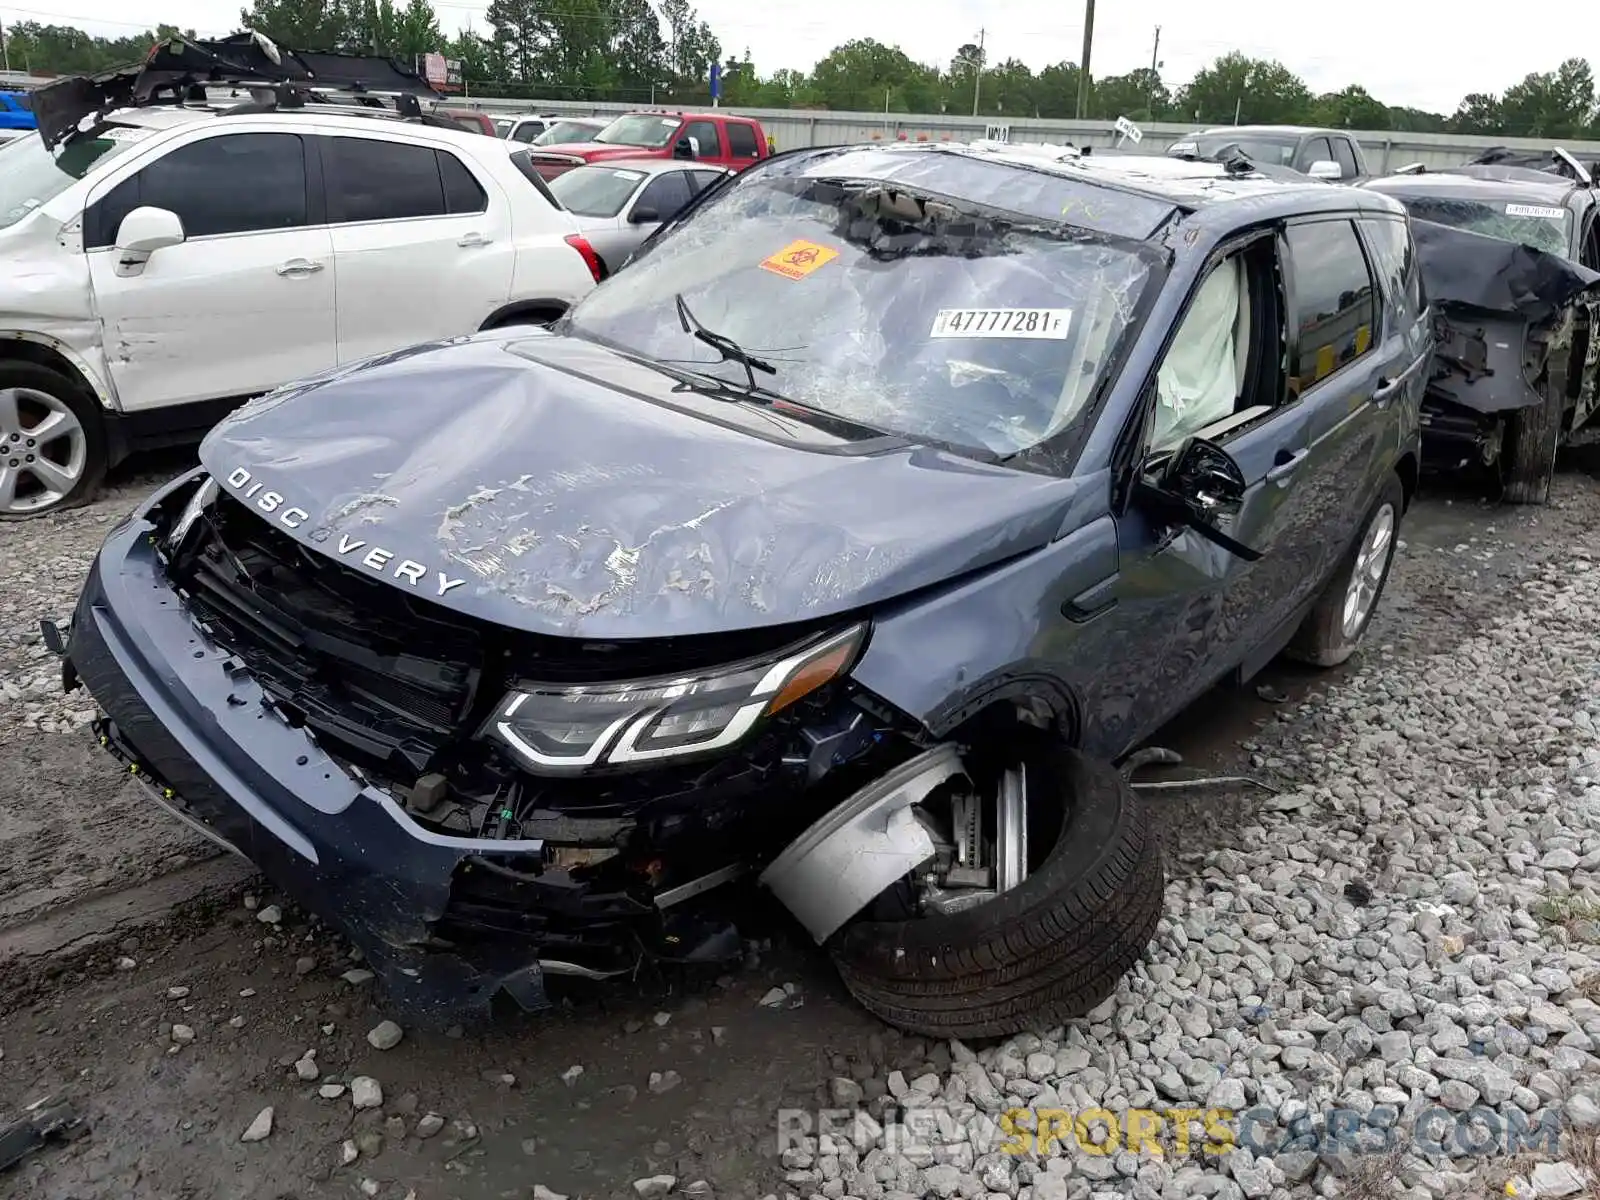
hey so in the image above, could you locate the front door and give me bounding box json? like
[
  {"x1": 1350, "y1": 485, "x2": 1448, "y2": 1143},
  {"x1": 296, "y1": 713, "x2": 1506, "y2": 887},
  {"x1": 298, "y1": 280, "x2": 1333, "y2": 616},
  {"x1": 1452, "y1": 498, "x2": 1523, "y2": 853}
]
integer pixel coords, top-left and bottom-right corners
[{"x1": 84, "y1": 130, "x2": 337, "y2": 411}]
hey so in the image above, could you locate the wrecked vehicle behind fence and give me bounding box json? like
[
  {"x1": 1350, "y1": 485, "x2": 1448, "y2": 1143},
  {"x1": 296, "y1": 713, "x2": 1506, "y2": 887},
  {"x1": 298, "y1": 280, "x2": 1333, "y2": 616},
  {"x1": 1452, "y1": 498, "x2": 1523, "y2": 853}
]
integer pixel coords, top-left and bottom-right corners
[
  {"x1": 52, "y1": 142, "x2": 1425, "y2": 1037},
  {"x1": 1365, "y1": 162, "x2": 1600, "y2": 503}
]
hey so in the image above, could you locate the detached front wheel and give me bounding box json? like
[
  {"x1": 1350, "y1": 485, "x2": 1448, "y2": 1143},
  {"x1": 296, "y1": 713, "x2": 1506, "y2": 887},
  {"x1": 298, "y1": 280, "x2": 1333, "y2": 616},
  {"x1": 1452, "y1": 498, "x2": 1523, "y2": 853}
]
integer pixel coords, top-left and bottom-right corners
[{"x1": 828, "y1": 745, "x2": 1164, "y2": 1040}]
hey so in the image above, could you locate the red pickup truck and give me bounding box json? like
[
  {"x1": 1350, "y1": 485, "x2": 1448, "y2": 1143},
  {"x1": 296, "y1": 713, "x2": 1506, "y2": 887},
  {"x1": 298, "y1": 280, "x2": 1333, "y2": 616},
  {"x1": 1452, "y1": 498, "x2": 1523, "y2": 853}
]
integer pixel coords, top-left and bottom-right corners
[{"x1": 522, "y1": 110, "x2": 771, "y2": 181}]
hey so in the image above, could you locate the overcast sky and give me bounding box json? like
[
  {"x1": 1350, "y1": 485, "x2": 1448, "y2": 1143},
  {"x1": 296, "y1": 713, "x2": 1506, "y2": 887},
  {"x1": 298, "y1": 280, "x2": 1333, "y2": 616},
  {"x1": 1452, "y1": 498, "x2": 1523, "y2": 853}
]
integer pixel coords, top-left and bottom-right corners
[{"x1": 3, "y1": 0, "x2": 1589, "y2": 115}]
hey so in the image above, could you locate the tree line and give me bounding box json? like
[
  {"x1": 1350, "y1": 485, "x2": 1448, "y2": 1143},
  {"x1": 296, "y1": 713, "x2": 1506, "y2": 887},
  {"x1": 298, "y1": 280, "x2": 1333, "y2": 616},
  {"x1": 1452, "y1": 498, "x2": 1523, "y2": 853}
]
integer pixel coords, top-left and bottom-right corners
[{"x1": 5, "y1": 3, "x2": 1600, "y2": 139}]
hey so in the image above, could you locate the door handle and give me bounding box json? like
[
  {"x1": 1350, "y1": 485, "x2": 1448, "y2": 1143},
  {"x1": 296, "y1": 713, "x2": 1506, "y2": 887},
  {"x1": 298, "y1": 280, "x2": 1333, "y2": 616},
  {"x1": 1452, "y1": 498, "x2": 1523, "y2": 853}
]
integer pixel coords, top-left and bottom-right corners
[
  {"x1": 1265, "y1": 448, "x2": 1310, "y2": 484},
  {"x1": 276, "y1": 259, "x2": 324, "y2": 276},
  {"x1": 1373, "y1": 351, "x2": 1428, "y2": 406},
  {"x1": 457, "y1": 233, "x2": 494, "y2": 248}
]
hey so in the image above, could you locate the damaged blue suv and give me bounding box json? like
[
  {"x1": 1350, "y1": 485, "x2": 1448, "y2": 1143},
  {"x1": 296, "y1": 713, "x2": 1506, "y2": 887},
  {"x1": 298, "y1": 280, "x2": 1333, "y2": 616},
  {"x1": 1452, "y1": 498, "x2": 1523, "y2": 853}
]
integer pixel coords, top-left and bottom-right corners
[{"x1": 55, "y1": 142, "x2": 1428, "y2": 1038}]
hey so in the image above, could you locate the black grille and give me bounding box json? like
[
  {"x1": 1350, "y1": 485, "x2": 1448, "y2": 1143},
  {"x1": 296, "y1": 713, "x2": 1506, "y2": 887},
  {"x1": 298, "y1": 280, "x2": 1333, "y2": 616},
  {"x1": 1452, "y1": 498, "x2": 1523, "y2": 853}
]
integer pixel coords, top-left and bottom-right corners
[{"x1": 176, "y1": 496, "x2": 485, "y2": 773}]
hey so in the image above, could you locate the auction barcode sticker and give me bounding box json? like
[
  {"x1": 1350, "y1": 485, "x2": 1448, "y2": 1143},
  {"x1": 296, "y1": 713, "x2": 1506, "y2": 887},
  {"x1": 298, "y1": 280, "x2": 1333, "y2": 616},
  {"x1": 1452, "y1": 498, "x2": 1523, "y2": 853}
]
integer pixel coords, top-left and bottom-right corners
[
  {"x1": 1506, "y1": 203, "x2": 1566, "y2": 220},
  {"x1": 929, "y1": 308, "x2": 1073, "y2": 339}
]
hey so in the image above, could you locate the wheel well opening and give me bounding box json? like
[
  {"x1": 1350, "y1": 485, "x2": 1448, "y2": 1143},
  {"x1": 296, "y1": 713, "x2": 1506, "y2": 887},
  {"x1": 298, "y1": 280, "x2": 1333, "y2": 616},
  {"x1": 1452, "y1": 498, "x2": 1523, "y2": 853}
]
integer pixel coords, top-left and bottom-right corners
[
  {"x1": 1395, "y1": 451, "x2": 1419, "y2": 512},
  {"x1": 0, "y1": 339, "x2": 96, "y2": 401},
  {"x1": 480, "y1": 303, "x2": 569, "y2": 332},
  {"x1": 941, "y1": 694, "x2": 1078, "y2": 758}
]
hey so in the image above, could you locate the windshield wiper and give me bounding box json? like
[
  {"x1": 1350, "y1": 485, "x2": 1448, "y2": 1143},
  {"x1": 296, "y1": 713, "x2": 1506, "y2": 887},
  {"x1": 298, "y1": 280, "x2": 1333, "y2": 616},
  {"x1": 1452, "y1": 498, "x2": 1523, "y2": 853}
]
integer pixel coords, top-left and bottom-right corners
[{"x1": 675, "y1": 293, "x2": 777, "y2": 393}]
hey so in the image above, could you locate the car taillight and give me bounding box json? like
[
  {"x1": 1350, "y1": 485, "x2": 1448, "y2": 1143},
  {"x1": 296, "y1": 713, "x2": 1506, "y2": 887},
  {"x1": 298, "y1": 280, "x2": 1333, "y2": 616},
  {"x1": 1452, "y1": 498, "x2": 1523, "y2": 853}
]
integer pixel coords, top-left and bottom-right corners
[{"x1": 565, "y1": 234, "x2": 605, "y2": 283}]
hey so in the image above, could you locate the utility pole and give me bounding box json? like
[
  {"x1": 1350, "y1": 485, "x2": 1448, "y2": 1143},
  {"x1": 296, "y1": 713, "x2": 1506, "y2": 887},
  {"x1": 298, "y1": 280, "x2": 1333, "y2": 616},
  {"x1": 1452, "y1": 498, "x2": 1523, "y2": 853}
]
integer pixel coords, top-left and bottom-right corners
[
  {"x1": 1146, "y1": 25, "x2": 1161, "y2": 117},
  {"x1": 971, "y1": 27, "x2": 984, "y2": 118},
  {"x1": 1, "y1": 17, "x2": 10, "y2": 73},
  {"x1": 1075, "y1": 0, "x2": 1094, "y2": 120}
]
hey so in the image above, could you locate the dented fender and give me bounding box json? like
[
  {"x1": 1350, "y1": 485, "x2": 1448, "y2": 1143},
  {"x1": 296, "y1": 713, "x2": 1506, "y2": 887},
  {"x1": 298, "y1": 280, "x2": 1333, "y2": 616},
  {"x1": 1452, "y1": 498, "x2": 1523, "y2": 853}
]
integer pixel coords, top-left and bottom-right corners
[{"x1": 0, "y1": 212, "x2": 119, "y2": 409}]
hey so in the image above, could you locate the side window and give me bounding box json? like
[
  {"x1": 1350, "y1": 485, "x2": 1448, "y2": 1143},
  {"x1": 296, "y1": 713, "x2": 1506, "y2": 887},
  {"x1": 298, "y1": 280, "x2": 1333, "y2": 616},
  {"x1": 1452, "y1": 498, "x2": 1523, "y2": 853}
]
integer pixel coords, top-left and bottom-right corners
[
  {"x1": 511, "y1": 123, "x2": 541, "y2": 144},
  {"x1": 725, "y1": 121, "x2": 759, "y2": 159},
  {"x1": 1332, "y1": 137, "x2": 1359, "y2": 179},
  {"x1": 1357, "y1": 215, "x2": 1423, "y2": 324},
  {"x1": 91, "y1": 133, "x2": 307, "y2": 246},
  {"x1": 1297, "y1": 136, "x2": 1333, "y2": 171},
  {"x1": 689, "y1": 170, "x2": 723, "y2": 193},
  {"x1": 1285, "y1": 220, "x2": 1378, "y2": 397},
  {"x1": 634, "y1": 171, "x2": 693, "y2": 220},
  {"x1": 326, "y1": 137, "x2": 445, "y2": 223},
  {"x1": 682, "y1": 121, "x2": 720, "y2": 159},
  {"x1": 438, "y1": 151, "x2": 488, "y2": 215}
]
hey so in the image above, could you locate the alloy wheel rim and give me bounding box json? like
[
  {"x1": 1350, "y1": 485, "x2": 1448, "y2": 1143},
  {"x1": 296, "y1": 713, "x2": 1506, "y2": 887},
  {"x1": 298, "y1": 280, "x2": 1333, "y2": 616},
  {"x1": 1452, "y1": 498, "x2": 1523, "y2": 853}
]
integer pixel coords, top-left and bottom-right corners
[
  {"x1": 0, "y1": 388, "x2": 88, "y2": 515},
  {"x1": 1341, "y1": 503, "x2": 1396, "y2": 640}
]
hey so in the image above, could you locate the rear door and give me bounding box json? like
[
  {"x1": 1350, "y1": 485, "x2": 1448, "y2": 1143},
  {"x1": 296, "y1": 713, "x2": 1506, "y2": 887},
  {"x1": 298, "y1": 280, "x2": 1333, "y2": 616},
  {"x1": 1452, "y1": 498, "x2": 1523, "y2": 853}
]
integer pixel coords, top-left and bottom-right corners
[
  {"x1": 1278, "y1": 215, "x2": 1403, "y2": 594},
  {"x1": 723, "y1": 120, "x2": 765, "y2": 170},
  {"x1": 320, "y1": 132, "x2": 514, "y2": 363},
  {"x1": 1331, "y1": 137, "x2": 1361, "y2": 180},
  {"x1": 83, "y1": 129, "x2": 337, "y2": 411}
]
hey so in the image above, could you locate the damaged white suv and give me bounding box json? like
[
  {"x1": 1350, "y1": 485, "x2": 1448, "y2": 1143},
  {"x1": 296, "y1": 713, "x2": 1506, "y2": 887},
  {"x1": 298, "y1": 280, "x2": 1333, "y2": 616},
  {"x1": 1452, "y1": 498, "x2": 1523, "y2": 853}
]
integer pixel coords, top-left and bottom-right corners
[{"x1": 0, "y1": 56, "x2": 602, "y2": 519}]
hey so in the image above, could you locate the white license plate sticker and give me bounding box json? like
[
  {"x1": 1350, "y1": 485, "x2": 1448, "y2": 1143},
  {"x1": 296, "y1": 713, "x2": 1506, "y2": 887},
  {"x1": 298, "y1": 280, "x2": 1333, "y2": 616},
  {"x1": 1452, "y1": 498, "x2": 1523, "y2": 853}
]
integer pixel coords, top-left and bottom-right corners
[
  {"x1": 1506, "y1": 203, "x2": 1566, "y2": 220},
  {"x1": 929, "y1": 308, "x2": 1073, "y2": 339}
]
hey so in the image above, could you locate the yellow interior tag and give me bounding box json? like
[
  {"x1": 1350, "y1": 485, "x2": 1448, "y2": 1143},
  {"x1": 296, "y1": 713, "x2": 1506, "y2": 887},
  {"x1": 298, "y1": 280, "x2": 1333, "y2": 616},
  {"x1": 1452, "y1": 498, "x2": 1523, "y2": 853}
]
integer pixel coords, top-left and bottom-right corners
[{"x1": 760, "y1": 240, "x2": 838, "y2": 281}]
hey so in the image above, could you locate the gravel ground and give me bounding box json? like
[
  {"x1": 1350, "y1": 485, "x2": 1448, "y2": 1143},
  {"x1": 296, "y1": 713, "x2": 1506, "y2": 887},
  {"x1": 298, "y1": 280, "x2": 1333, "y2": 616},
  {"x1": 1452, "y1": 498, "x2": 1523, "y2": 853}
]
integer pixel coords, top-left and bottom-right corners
[{"x1": 6, "y1": 452, "x2": 1600, "y2": 1199}]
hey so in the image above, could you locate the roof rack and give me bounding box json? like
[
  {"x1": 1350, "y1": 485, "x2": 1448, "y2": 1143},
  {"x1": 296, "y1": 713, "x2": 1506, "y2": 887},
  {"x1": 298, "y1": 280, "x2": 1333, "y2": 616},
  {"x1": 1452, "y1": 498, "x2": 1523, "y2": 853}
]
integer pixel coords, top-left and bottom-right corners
[{"x1": 31, "y1": 31, "x2": 439, "y2": 150}]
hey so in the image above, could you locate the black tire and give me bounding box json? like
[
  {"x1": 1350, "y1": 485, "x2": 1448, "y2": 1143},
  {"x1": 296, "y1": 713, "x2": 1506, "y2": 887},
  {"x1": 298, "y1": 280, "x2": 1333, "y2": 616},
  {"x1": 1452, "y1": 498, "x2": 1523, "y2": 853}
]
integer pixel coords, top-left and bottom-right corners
[
  {"x1": 828, "y1": 746, "x2": 1164, "y2": 1040},
  {"x1": 0, "y1": 360, "x2": 107, "y2": 521},
  {"x1": 1284, "y1": 474, "x2": 1403, "y2": 668},
  {"x1": 1502, "y1": 381, "x2": 1565, "y2": 505}
]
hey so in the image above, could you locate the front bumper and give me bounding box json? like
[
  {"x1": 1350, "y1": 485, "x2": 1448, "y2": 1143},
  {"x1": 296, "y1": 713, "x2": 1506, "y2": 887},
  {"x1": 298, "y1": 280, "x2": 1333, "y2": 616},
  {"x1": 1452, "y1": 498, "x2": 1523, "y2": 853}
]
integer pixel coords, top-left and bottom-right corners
[{"x1": 61, "y1": 474, "x2": 659, "y2": 1023}]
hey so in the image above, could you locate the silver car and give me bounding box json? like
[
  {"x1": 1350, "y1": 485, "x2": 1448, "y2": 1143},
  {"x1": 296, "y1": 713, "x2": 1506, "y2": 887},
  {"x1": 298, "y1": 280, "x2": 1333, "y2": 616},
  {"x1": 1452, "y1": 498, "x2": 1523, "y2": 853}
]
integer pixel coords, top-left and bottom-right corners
[{"x1": 548, "y1": 159, "x2": 731, "y2": 276}]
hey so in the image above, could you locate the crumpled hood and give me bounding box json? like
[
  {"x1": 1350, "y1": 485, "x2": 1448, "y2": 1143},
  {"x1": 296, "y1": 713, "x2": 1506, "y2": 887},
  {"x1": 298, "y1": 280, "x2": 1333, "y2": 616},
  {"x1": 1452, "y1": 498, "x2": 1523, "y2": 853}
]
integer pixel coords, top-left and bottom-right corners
[{"x1": 197, "y1": 333, "x2": 1080, "y2": 640}]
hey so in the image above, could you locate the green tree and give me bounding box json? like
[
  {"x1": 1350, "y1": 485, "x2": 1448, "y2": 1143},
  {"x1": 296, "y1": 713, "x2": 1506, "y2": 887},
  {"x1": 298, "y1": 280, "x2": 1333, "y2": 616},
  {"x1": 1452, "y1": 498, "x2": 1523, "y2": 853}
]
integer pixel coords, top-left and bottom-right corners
[
  {"x1": 1175, "y1": 52, "x2": 1311, "y2": 125},
  {"x1": 1450, "y1": 92, "x2": 1505, "y2": 134},
  {"x1": 238, "y1": 0, "x2": 354, "y2": 51},
  {"x1": 1033, "y1": 61, "x2": 1082, "y2": 119},
  {"x1": 392, "y1": 0, "x2": 442, "y2": 58},
  {"x1": 1498, "y1": 57, "x2": 1595, "y2": 138},
  {"x1": 1307, "y1": 84, "x2": 1389, "y2": 130},
  {"x1": 810, "y1": 38, "x2": 930, "y2": 112},
  {"x1": 1090, "y1": 67, "x2": 1169, "y2": 122}
]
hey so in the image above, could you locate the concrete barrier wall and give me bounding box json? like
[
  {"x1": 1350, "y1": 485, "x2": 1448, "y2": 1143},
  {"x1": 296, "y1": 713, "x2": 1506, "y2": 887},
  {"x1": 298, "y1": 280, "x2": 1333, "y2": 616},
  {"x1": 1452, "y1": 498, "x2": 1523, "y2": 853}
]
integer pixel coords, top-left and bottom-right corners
[
  {"x1": 9, "y1": 67, "x2": 1600, "y2": 171},
  {"x1": 456, "y1": 96, "x2": 1600, "y2": 172}
]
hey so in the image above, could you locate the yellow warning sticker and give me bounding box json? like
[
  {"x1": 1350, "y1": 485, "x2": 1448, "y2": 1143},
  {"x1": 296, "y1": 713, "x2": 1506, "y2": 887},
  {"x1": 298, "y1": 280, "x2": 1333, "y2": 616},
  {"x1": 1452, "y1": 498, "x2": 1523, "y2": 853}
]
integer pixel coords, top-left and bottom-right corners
[{"x1": 760, "y1": 239, "x2": 838, "y2": 281}]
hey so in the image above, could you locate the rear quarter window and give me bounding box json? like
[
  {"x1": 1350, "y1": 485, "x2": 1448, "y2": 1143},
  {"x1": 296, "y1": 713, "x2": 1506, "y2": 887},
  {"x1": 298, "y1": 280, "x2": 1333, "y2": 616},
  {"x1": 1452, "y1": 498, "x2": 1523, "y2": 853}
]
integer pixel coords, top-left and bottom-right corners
[{"x1": 1357, "y1": 215, "x2": 1423, "y2": 324}]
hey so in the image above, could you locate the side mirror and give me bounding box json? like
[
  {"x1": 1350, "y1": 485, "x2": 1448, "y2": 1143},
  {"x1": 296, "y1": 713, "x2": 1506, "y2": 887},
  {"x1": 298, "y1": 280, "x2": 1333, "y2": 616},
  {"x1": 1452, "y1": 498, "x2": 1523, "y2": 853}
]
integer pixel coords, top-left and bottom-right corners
[
  {"x1": 1133, "y1": 437, "x2": 1262, "y2": 561},
  {"x1": 116, "y1": 206, "x2": 186, "y2": 256},
  {"x1": 628, "y1": 204, "x2": 660, "y2": 225},
  {"x1": 1307, "y1": 159, "x2": 1342, "y2": 180},
  {"x1": 673, "y1": 137, "x2": 695, "y2": 159}
]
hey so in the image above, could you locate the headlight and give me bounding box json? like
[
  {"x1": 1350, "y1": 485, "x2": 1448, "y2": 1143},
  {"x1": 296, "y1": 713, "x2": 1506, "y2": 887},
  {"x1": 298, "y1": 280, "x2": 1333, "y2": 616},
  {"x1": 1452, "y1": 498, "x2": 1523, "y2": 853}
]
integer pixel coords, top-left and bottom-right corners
[
  {"x1": 482, "y1": 624, "x2": 866, "y2": 774},
  {"x1": 165, "y1": 475, "x2": 218, "y2": 553}
]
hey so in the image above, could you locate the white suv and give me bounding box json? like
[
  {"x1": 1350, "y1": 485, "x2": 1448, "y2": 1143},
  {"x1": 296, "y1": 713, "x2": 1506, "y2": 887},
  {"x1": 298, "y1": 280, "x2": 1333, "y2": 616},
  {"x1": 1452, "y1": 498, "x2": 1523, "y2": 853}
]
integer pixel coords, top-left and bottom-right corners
[{"x1": 0, "y1": 106, "x2": 602, "y2": 517}]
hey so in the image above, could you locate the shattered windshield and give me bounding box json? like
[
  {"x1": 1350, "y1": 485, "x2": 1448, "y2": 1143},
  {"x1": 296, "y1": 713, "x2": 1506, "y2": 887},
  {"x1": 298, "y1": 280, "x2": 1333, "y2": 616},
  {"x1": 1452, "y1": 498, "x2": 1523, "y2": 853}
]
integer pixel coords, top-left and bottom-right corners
[
  {"x1": 0, "y1": 127, "x2": 148, "y2": 229},
  {"x1": 563, "y1": 159, "x2": 1159, "y2": 457},
  {"x1": 1393, "y1": 195, "x2": 1572, "y2": 257},
  {"x1": 594, "y1": 114, "x2": 681, "y2": 149}
]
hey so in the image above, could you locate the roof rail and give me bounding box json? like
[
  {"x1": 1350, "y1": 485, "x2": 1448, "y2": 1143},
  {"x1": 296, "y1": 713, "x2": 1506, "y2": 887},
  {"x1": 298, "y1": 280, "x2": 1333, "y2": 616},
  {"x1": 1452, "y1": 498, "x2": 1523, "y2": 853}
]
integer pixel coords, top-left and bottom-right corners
[{"x1": 31, "y1": 30, "x2": 438, "y2": 150}]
